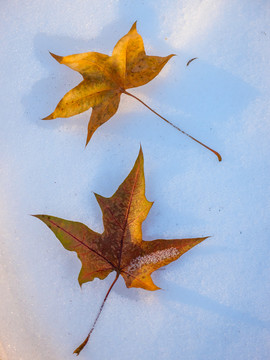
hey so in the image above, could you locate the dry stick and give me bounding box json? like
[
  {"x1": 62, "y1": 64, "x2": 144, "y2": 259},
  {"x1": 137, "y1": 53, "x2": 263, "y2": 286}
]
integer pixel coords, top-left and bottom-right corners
[
  {"x1": 73, "y1": 272, "x2": 120, "y2": 356},
  {"x1": 123, "y1": 90, "x2": 222, "y2": 162}
]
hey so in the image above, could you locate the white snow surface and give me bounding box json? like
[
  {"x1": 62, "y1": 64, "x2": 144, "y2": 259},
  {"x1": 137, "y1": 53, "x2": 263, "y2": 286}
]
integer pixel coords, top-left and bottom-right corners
[{"x1": 1, "y1": 1, "x2": 270, "y2": 359}]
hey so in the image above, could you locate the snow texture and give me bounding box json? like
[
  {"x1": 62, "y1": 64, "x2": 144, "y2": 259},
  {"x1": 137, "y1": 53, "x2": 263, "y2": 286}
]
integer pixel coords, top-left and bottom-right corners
[{"x1": 1, "y1": 1, "x2": 270, "y2": 359}]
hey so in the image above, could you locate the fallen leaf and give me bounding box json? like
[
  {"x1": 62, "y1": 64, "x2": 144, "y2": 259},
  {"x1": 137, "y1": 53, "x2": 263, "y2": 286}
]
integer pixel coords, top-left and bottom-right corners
[
  {"x1": 43, "y1": 22, "x2": 221, "y2": 161},
  {"x1": 34, "y1": 147, "x2": 207, "y2": 355},
  {"x1": 43, "y1": 22, "x2": 173, "y2": 145}
]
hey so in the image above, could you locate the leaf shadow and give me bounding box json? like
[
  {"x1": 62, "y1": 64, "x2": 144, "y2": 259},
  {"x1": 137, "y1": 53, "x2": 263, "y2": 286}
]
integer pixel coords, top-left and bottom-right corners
[
  {"x1": 163, "y1": 282, "x2": 270, "y2": 332},
  {"x1": 112, "y1": 274, "x2": 143, "y2": 302},
  {"x1": 112, "y1": 244, "x2": 229, "y2": 302},
  {"x1": 113, "y1": 241, "x2": 270, "y2": 333}
]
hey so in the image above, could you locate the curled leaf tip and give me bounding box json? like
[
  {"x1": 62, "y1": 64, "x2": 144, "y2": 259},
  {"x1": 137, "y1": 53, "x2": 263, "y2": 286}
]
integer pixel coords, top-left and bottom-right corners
[
  {"x1": 131, "y1": 21, "x2": 137, "y2": 31},
  {"x1": 137, "y1": 146, "x2": 144, "y2": 163},
  {"x1": 93, "y1": 192, "x2": 99, "y2": 200},
  {"x1": 85, "y1": 133, "x2": 91, "y2": 147},
  {"x1": 42, "y1": 114, "x2": 54, "y2": 120},
  {"x1": 49, "y1": 52, "x2": 62, "y2": 63},
  {"x1": 32, "y1": 214, "x2": 42, "y2": 218}
]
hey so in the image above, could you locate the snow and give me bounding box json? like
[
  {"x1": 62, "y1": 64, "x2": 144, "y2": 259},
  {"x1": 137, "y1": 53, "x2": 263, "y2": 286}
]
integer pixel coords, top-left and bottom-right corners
[
  {"x1": 126, "y1": 248, "x2": 180, "y2": 273},
  {"x1": 1, "y1": 0, "x2": 270, "y2": 359}
]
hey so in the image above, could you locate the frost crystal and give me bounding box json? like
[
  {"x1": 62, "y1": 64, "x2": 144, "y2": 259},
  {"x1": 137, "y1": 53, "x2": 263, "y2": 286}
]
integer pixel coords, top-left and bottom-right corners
[{"x1": 126, "y1": 247, "x2": 179, "y2": 273}]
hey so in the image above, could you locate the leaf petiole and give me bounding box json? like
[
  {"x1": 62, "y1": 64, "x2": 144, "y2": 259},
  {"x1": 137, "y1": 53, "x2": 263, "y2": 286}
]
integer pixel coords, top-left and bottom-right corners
[
  {"x1": 123, "y1": 90, "x2": 222, "y2": 162},
  {"x1": 73, "y1": 272, "x2": 120, "y2": 356}
]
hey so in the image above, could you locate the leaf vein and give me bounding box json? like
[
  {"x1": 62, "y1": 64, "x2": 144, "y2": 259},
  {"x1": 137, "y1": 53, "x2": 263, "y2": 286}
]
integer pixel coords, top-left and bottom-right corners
[
  {"x1": 48, "y1": 219, "x2": 115, "y2": 268},
  {"x1": 117, "y1": 164, "x2": 140, "y2": 268}
]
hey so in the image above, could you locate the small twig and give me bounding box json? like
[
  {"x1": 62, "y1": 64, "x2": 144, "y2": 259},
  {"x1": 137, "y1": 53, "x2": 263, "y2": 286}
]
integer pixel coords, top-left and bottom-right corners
[
  {"x1": 123, "y1": 90, "x2": 222, "y2": 162},
  {"x1": 73, "y1": 272, "x2": 120, "y2": 356},
  {"x1": 186, "y1": 57, "x2": 198, "y2": 66}
]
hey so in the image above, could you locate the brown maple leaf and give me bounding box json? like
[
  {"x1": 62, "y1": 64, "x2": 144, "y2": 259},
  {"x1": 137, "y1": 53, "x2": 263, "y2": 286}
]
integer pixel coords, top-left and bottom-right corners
[
  {"x1": 43, "y1": 22, "x2": 221, "y2": 161},
  {"x1": 34, "y1": 147, "x2": 207, "y2": 355}
]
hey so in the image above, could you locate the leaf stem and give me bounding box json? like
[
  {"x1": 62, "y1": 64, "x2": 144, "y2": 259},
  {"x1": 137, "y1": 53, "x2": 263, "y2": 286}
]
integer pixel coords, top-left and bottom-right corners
[
  {"x1": 73, "y1": 272, "x2": 120, "y2": 356},
  {"x1": 123, "y1": 90, "x2": 222, "y2": 162}
]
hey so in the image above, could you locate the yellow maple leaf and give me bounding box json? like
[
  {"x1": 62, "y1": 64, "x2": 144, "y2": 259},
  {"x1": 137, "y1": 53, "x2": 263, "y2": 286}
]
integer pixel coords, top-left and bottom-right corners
[
  {"x1": 43, "y1": 22, "x2": 221, "y2": 161},
  {"x1": 44, "y1": 22, "x2": 173, "y2": 144}
]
